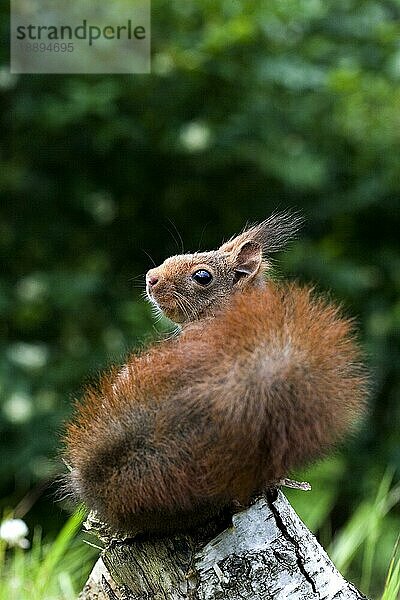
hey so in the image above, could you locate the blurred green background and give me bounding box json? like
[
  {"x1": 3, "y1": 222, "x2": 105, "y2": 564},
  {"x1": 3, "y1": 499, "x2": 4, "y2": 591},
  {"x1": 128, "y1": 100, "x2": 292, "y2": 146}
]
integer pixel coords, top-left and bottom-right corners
[{"x1": 1, "y1": 0, "x2": 399, "y2": 596}]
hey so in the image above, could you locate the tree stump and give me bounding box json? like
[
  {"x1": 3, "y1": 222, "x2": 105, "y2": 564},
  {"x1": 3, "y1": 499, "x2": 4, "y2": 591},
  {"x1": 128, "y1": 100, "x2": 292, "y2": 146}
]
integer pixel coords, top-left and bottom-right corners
[{"x1": 79, "y1": 490, "x2": 368, "y2": 600}]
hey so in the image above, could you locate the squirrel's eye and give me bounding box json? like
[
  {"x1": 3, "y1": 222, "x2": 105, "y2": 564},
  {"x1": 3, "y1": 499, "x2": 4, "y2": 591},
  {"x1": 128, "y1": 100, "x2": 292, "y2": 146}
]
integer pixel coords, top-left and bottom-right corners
[{"x1": 192, "y1": 269, "x2": 213, "y2": 286}]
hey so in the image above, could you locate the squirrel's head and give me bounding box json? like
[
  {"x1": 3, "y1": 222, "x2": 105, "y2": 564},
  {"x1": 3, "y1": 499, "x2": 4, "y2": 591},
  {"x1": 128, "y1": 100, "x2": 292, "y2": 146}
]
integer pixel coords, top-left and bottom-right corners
[{"x1": 145, "y1": 210, "x2": 302, "y2": 324}]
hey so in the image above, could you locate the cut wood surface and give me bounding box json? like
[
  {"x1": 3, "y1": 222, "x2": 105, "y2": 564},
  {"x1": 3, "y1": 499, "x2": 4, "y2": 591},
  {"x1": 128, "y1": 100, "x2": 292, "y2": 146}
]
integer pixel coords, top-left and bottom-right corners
[{"x1": 79, "y1": 490, "x2": 368, "y2": 600}]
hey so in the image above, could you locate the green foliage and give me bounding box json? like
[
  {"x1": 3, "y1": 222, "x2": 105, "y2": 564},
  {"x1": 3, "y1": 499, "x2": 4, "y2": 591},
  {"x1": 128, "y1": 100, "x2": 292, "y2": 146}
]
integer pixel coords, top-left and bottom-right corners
[
  {"x1": 382, "y1": 536, "x2": 400, "y2": 600},
  {"x1": 0, "y1": 0, "x2": 399, "y2": 590},
  {"x1": 287, "y1": 467, "x2": 400, "y2": 597},
  {"x1": 0, "y1": 511, "x2": 97, "y2": 600}
]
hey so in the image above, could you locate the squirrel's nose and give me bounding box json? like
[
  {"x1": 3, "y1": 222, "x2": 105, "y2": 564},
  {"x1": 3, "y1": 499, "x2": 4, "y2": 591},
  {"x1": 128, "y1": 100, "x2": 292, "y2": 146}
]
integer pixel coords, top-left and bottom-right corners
[{"x1": 147, "y1": 274, "x2": 159, "y2": 287}]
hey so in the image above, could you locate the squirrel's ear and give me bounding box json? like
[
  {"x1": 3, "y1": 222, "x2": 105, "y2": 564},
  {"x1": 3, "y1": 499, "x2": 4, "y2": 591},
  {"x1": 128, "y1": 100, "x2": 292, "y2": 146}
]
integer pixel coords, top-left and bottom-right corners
[{"x1": 232, "y1": 241, "x2": 263, "y2": 283}]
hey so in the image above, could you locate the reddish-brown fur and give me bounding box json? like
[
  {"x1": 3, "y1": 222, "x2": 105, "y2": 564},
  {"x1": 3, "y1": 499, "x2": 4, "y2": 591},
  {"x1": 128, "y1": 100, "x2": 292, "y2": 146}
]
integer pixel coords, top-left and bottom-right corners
[{"x1": 65, "y1": 281, "x2": 367, "y2": 535}]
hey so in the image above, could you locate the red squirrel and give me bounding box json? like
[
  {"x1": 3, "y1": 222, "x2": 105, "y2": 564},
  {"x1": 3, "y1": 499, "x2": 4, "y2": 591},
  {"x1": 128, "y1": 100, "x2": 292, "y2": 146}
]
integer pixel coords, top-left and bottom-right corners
[{"x1": 64, "y1": 212, "x2": 367, "y2": 535}]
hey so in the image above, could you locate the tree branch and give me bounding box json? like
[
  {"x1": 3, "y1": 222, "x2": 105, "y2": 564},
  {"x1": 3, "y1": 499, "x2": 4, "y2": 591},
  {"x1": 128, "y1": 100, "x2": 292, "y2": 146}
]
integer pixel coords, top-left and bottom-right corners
[{"x1": 79, "y1": 491, "x2": 368, "y2": 600}]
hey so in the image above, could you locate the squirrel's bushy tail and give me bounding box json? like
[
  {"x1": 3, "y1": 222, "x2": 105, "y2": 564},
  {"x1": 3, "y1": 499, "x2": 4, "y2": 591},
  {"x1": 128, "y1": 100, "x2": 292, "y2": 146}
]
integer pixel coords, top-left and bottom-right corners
[{"x1": 65, "y1": 283, "x2": 367, "y2": 533}]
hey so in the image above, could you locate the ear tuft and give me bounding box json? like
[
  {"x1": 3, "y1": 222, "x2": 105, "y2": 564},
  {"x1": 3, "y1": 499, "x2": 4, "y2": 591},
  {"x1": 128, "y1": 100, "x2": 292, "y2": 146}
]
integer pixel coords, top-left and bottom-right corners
[{"x1": 220, "y1": 209, "x2": 303, "y2": 256}]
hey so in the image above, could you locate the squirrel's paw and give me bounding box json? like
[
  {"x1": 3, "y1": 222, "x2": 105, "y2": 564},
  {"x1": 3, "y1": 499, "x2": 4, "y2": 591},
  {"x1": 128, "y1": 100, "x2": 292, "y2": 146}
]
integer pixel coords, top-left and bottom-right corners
[{"x1": 277, "y1": 478, "x2": 312, "y2": 491}]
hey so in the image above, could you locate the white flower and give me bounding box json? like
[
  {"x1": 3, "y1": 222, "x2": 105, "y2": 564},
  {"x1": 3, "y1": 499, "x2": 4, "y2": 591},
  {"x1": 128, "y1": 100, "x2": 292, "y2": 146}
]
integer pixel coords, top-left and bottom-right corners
[{"x1": 0, "y1": 519, "x2": 30, "y2": 549}]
